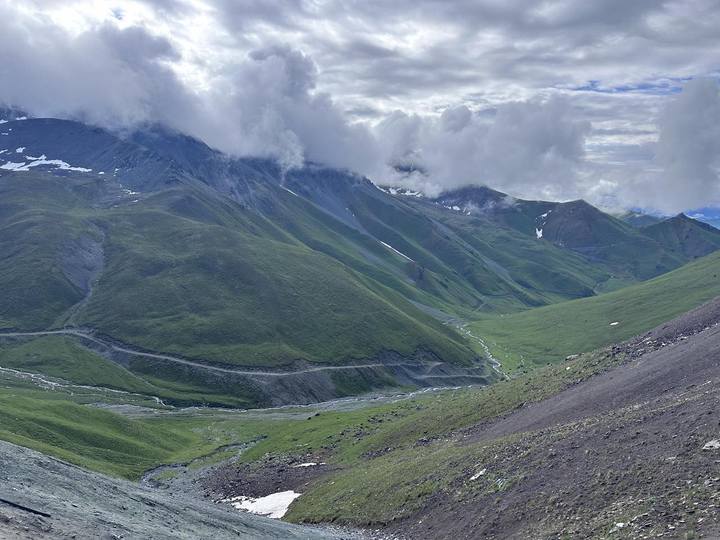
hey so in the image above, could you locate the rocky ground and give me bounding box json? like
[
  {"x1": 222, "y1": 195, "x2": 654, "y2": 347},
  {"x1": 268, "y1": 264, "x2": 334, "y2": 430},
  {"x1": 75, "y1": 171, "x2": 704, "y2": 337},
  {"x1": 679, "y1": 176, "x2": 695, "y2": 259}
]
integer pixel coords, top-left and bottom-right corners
[
  {"x1": 386, "y1": 298, "x2": 720, "y2": 539},
  {"x1": 0, "y1": 440, "x2": 345, "y2": 539}
]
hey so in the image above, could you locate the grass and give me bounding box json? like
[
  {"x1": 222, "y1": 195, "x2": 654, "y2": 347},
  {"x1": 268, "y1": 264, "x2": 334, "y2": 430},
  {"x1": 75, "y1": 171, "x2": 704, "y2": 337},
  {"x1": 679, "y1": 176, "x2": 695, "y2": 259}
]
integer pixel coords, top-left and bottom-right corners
[
  {"x1": 470, "y1": 250, "x2": 720, "y2": 371},
  {"x1": 0, "y1": 342, "x2": 618, "y2": 492},
  {"x1": 0, "y1": 173, "x2": 476, "y2": 371},
  {"x1": 0, "y1": 336, "x2": 262, "y2": 408},
  {"x1": 0, "y1": 389, "x2": 218, "y2": 478},
  {"x1": 0, "y1": 336, "x2": 156, "y2": 393},
  {"x1": 246, "y1": 348, "x2": 622, "y2": 525}
]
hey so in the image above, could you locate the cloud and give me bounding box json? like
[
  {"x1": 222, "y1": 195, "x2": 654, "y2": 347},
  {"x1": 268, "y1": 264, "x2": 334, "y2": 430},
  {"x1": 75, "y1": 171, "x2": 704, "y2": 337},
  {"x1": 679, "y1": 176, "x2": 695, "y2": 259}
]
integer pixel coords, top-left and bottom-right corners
[
  {"x1": 1, "y1": 0, "x2": 720, "y2": 213},
  {"x1": 0, "y1": 10, "x2": 194, "y2": 129},
  {"x1": 375, "y1": 98, "x2": 591, "y2": 200},
  {"x1": 634, "y1": 79, "x2": 720, "y2": 213},
  {"x1": 0, "y1": 5, "x2": 379, "y2": 172}
]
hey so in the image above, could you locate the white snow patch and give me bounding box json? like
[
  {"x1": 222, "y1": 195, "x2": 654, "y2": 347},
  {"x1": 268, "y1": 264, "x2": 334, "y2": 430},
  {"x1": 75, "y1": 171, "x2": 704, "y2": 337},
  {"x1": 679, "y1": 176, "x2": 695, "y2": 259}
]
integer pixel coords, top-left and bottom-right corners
[
  {"x1": 378, "y1": 186, "x2": 423, "y2": 198},
  {"x1": 470, "y1": 468, "x2": 487, "y2": 480},
  {"x1": 222, "y1": 491, "x2": 301, "y2": 519},
  {"x1": 535, "y1": 228, "x2": 543, "y2": 239},
  {"x1": 0, "y1": 161, "x2": 27, "y2": 170},
  {"x1": 609, "y1": 321, "x2": 620, "y2": 326},
  {"x1": 452, "y1": 205, "x2": 461, "y2": 211},
  {"x1": 98, "y1": 171, "x2": 105, "y2": 175},
  {"x1": 702, "y1": 439, "x2": 720, "y2": 451},
  {"x1": 15, "y1": 147, "x2": 25, "y2": 153},
  {"x1": 2, "y1": 158, "x2": 92, "y2": 172},
  {"x1": 281, "y1": 185, "x2": 299, "y2": 197},
  {"x1": 0, "y1": 149, "x2": 6, "y2": 155},
  {"x1": 292, "y1": 462, "x2": 326, "y2": 468},
  {"x1": 25, "y1": 154, "x2": 46, "y2": 161},
  {"x1": 379, "y1": 240, "x2": 414, "y2": 262},
  {"x1": 610, "y1": 522, "x2": 626, "y2": 533},
  {"x1": 0, "y1": 120, "x2": 7, "y2": 124}
]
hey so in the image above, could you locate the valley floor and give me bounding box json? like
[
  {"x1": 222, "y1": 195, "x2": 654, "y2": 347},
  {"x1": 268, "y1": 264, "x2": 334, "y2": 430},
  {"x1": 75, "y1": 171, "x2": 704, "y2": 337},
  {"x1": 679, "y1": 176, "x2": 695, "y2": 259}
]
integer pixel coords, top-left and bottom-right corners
[{"x1": 3, "y1": 299, "x2": 720, "y2": 538}]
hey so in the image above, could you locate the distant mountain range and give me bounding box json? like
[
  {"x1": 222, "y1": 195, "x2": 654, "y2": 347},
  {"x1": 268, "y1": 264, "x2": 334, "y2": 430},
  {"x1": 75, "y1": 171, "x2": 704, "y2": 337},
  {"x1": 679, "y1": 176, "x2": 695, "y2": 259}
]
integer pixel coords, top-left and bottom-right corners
[{"x1": 2, "y1": 115, "x2": 720, "y2": 404}]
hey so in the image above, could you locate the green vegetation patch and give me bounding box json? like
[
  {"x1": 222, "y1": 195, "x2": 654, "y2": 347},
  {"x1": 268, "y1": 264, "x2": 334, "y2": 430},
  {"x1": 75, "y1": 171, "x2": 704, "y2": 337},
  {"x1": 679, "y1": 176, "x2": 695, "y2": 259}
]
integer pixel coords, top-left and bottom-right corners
[{"x1": 471, "y1": 250, "x2": 720, "y2": 371}]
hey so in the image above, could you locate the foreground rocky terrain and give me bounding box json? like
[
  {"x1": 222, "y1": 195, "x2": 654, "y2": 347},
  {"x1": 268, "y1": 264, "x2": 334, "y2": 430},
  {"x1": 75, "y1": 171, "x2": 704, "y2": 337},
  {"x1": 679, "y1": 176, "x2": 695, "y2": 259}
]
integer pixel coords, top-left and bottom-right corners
[
  {"x1": 387, "y1": 298, "x2": 720, "y2": 538},
  {"x1": 0, "y1": 440, "x2": 345, "y2": 540}
]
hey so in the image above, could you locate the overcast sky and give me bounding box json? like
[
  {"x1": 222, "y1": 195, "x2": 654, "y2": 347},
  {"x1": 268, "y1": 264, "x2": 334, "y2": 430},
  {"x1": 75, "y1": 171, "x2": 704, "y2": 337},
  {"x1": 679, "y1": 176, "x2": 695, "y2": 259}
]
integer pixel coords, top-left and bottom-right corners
[{"x1": 2, "y1": 0, "x2": 720, "y2": 213}]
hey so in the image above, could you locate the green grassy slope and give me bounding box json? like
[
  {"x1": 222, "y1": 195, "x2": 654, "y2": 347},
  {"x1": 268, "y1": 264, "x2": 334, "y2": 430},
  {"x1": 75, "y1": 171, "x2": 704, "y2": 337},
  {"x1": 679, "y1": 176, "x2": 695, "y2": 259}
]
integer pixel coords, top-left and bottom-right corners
[
  {"x1": 0, "y1": 387, "x2": 261, "y2": 478},
  {"x1": 0, "y1": 344, "x2": 617, "y2": 487},
  {"x1": 279, "y1": 180, "x2": 618, "y2": 316},
  {"x1": 0, "y1": 336, "x2": 262, "y2": 407},
  {"x1": 470, "y1": 250, "x2": 720, "y2": 371},
  {"x1": 0, "y1": 336, "x2": 156, "y2": 393},
  {"x1": 0, "y1": 173, "x2": 474, "y2": 369},
  {"x1": 642, "y1": 214, "x2": 720, "y2": 260}
]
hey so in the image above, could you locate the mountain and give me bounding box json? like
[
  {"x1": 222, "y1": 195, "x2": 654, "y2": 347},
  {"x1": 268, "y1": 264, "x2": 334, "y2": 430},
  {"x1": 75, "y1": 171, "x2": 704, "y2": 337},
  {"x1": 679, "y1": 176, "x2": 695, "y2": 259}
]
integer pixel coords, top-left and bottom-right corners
[
  {"x1": 2, "y1": 116, "x2": 720, "y2": 405},
  {"x1": 616, "y1": 209, "x2": 665, "y2": 228},
  {"x1": 472, "y1": 248, "x2": 720, "y2": 370},
  {"x1": 642, "y1": 212, "x2": 720, "y2": 259},
  {"x1": 432, "y1": 187, "x2": 699, "y2": 282}
]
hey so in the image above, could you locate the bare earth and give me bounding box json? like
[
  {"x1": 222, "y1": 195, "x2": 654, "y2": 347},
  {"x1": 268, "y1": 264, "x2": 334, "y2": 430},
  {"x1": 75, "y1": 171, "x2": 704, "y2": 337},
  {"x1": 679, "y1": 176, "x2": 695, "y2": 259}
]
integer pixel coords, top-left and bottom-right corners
[{"x1": 390, "y1": 297, "x2": 720, "y2": 539}]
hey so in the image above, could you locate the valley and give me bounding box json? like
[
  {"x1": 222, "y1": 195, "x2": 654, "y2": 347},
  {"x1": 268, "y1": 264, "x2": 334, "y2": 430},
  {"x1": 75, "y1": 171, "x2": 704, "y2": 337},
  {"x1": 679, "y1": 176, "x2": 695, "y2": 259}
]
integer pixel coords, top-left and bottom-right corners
[{"x1": 2, "y1": 115, "x2": 720, "y2": 539}]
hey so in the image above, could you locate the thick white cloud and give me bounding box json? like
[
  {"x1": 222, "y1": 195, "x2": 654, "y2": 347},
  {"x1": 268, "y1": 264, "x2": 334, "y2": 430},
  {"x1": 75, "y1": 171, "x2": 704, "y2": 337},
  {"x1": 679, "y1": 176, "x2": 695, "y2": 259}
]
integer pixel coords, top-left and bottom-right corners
[
  {"x1": 1, "y1": 0, "x2": 719, "y2": 213},
  {"x1": 0, "y1": 6, "x2": 380, "y2": 171},
  {"x1": 616, "y1": 79, "x2": 720, "y2": 213},
  {"x1": 375, "y1": 98, "x2": 591, "y2": 199}
]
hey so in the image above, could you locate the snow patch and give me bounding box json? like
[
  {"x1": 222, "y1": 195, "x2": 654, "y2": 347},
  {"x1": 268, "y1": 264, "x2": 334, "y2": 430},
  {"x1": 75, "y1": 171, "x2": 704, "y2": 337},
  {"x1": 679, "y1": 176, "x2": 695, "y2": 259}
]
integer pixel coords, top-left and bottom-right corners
[
  {"x1": 15, "y1": 147, "x2": 25, "y2": 153},
  {"x1": 535, "y1": 209, "x2": 552, "y2": 239},
  {"x1": 281, "y1": 185, "x2": 299, "y2": 197},
  {"x1": 222, "y1": 491, "x2": 301, "y2": 519},
  {"x1": 291, "y1": 462, "x2": 326, "y2": 468},
  {"x1": 0, "y1": 161, "x2": 27, "y2": 171},
  {"x1": 702, "y1": 439, "x2": 720, "y2": 451},
  {"x1": 379, "y1": 240, "x2": 414, "y2": 262},
  {"x1": 378, "y1": 186, "x2": 424, "y2": 198},
  {"x1": 0, "y1": 149, "x2": 6, "y2": 155},
  {"x1": 470, "y1": 468, "x2": 487, "y2": 480},
  {"x1": 609, "y1": 321, "x2": 620, "y2": 326},
  {"x1": 0, "y1": 120, "x2": 6, "y2": 124},
  {"x1": 1, "y1": 157, "x2": 92, "y2": 172}
]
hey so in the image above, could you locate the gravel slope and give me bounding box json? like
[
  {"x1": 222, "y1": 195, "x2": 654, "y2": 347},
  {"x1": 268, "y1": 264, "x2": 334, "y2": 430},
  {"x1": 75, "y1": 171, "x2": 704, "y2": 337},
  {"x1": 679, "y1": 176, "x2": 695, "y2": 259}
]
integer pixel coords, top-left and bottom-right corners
[
  {"x1": 391, "y1": 296, "x2": 720, "y2": 539},
  {"x1": 0, "y1": 440, "x2": 343, "y2": 540}
]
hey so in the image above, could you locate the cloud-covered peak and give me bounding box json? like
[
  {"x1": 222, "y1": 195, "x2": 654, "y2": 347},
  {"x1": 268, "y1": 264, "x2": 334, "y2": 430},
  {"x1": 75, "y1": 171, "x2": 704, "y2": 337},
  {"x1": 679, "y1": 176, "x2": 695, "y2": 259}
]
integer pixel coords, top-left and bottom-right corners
[{"x1": 1, "y1": 0, "x2": 719, "y2": 213}]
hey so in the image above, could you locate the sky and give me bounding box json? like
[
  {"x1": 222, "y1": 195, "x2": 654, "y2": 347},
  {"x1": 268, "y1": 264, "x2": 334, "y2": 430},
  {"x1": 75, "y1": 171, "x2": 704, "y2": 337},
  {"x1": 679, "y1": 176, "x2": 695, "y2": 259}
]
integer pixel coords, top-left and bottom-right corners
[{"x1": 1, "y1": 0, "x2": 719, "y2": 214}]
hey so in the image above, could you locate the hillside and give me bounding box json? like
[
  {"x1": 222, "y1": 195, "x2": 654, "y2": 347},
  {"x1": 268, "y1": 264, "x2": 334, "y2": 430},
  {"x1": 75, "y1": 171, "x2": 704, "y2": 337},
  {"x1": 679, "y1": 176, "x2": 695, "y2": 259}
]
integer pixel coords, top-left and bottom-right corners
[
  {"x1": 642, "y1": 212, "x2": 720, "y2": 259},
  {"x1": 0, "y1": 440, "x2": 341, "y2": 539},
  {"x1": 3, "y1": 116, "x2": 720, "y2": 404},
  {"x1": 432, "y1": 187, "x2": 709, "y2": 282},
  {"x1": 471, "y1": 249, "x2": 720, "y2": 370}
]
